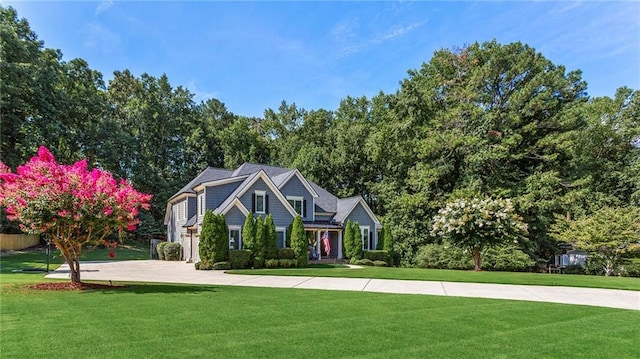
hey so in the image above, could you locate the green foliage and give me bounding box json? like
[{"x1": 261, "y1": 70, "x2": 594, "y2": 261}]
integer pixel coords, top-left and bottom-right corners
[
  {"x1": 156, "y1": 242, "x2": 169, "y2": 260},
  {"x1": 264, "y1": 214, "x2": 278, "y2": 259},
  {"x1": 372, "y1": 260, "x2": 388, "y2": 267},
  {"x1": 481, "y1": 246, "x2": 535, "y2": 272},
  {"x1": 163, "y1": 242, "x2": 182, "y2": 261},
  {"x1": 242, "y1": 213, "x2": 256, "y2": 251},
  {"x1": 416, "y1": 244, "x2": 474, "y2": 270},
  {"x1": 277, "y1": 259, "x2": 298, "y2": 268},
  {"x1": 252, "y1": 215, "x2": 265, "y2": 268},
  {"x1": 432, "y1": 197, "x2": 527, "y2": 271},
  {"x1": 196, "y1": 260, "x2": 214, "y2": 270},
  {"x1": 277, "y1": 248, "x2": 296, "y2": 259},
  {"x1": 352, "y1": 258, "x2": 374, "y2": 266},
  {"x1": 289, "y1": 215, "x2": 307, "y2": 267},
  {"x1": 376, "y1": 227, "x2": 385, "y2": 250},
  {"x1": 213, "y1": 261, "x2": 231, "y2": 270},
  {"x1": 264, "y1": 259, "x2": 279, "y2": 268},
  {"x1": 363, "y1": 250, "x2": 388, "y2": 262},
  {"x1": 343, "y1": 220, "x2": 362, "y2": 260},
  {"x1": 211, "y1": 213, "x2": 229, "y2": 263},
  {"x1": 551, "y1": 207, "x2": 640, "y2": 276},
  {"x1": 199, "y1": 210, "x2": 216, "y2": 263},
  {"x1": 229, "y1": 250, "x2": 252, "y2": 269},
  {"x1": 343, "y1": 220, "x2": 353, "y2": 259}
]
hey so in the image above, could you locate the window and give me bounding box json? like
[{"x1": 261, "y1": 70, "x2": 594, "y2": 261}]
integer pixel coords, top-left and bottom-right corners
[
  {"x1": 255, "y1": 191, "x2": 266, "y2": 214},
  {"x1": 276, "y1": 228, "x2": 286, "y2": 248},
  {"x1": 229, "y1": 227, "x2": 241, "y2": 250},
  {"x1": 197, "y1": 193, "x2": 204, "y2": 216},
  {"x1": 287, "y1": 196, "x2": 303, "y2": 216},
  {"x1": 360, "y1": 226, "x2": 370, "y2": 250}
]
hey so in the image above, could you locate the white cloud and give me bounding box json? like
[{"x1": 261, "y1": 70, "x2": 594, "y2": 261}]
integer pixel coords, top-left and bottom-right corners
[
  {"x1": 186, "y1": 80, "x2": 219, "y2": 103},
  {"x1": 84, "y1": 23, "x2": 119, "y2": 53},
  {"x1": 95, "y1": 1, "x2": 113, "y2": 15}
]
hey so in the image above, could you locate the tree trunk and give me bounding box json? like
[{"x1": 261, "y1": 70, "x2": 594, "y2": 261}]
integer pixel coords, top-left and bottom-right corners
[
  {"x1": 472, "y1": 248, "x2": 482, "y2": 271},
  {"x1": 69, "y1": 258, "x2": 81, "y2": 283}
]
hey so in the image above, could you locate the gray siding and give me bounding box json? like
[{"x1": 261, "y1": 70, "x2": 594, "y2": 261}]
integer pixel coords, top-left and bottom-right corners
[
  {"x1": 239, "y1": 178, "x2": 294, "y2": 228},
  {"x1": 345, "y1": 202, "x2": 376, "y2": 235},
  {"x1": 170, "y1": 199, "x2": 189, "y2": 247},
  {"x1": 280, "y1": 175, "x2": 313, "y2": 220},
  {"x1": 225, "y1": 206, "x2": 246, "y2": 227},
  {"x1": 206, "y1": 181, "x2": 242, "y2": 210}
]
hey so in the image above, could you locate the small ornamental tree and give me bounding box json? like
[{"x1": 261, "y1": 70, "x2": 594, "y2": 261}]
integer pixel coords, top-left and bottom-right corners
[
  {"x1": 343, "y1": 220, "x2": 352, "y2": 259},
  {"x1": 290, "y1": 215, "x2": 307, "y2": 267},
  {"x1": 212, "y1": 213, "x2": 229, "y2": 263},
  {"x1": 431, "y1": 197, "x2": 528, "y2": 271},
  {"x1": 350, "y1": 221, "x2": 362, "y2": 260},
  {"x1": 199, "y1": 210, "x2": 216, "y2": 264},
  {"x1": 0, "y1": 147, "x2": 151, "y2": 283},
  {"x1": 242, "y1": 213, "x2": 256, "y2": 251},
  {"x1": 551, "y1": 207, "x2": 640, "y2": 276},
  {"x1": 253, "y1": 215, "x2": 265, "y2": 267},
  {"x1": 382, "y1": 226, "x2": 397, "y2": 266},
  {"x1": 264, "y1": 214, "x2": 278, "y2": 259}
]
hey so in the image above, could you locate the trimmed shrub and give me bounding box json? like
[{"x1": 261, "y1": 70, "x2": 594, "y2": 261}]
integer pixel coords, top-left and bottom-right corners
[
  {"x1": 621, "y1": 259, "x2": 640, "y2": 277},
  {"x1": 352, "y1": 258, "x2": 374, "y2": 266},
  {"x1": 164, "y1": 242, "x2": 182, "y2": 261},
  {"x1": 253, "y1": 215, "x2": 265, "y2": 268},
  {"x1": 563, "y1": 264, "x2": 586, "y2": 275},
  {"x1": 156, "y1": 241, "x2": 168, "y2": 260},
  {"x1": 278, "y1": 259, "x2": 298, "y2": 268},
  {"x1": 265, "y1": 259, "x2": 279, "y2": 268},
  {"x1": 197, "y1": 260, "x2": 214, "y2": 270},
  {"x1": 242, "y1": 214, "x2": 256, "y2": 251},
  {"x1": 373, "y1": 260, "x2": 388, "y2": 267},
  {"x1": 229, "y1": 249, "x2": 252, "y2": 269},
  {"x1": 416, "y1": 244, "x2": 473, "y2": 270},
  {"x1": 364, "y1": 250, "x2": 388, "y2": 262},
  {"x1": 194, "y1": 261, "x2": 201, "y2": 270},
  {"x1": 277, "y1": 248, "x2": 296, "y2": 259},
  {"x1": 211, "y1": 214, "x2": 229, "y2": 263},
  {"x1": 350, "y1": 221, "x2": 362, "y2": 260},
  {"x1": 213, "y1": 261, "x2": 231, "y2": 270},
  {"x1": 343, "y1": 219, "x2": 353, "y2": 259},
  {"x1": 482, "y1": 246, "x2": 535, "y2": 272},
  {"x1": 199, "y1": 210, "x2": 216, "y2": 263}
]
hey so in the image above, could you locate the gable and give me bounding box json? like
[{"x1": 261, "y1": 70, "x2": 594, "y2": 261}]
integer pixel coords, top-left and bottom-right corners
[{"x1": 238, "y1": 177, "x2": 295, "y2": 225}]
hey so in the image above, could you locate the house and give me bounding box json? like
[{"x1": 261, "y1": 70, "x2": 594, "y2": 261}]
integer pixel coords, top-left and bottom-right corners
[{"x1": 164, "y1": 163, "x2": 382, "y2": 262}]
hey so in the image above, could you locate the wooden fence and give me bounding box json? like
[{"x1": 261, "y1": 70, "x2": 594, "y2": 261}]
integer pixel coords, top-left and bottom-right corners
[{"x1": 0, "y1": 234, "x2": 40, "y2": 250}]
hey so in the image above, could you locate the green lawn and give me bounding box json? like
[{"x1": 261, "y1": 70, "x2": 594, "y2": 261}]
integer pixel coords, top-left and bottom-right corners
[
  {"x1": 0, "y1": 243, "x2": 150, "y2": 285},
  {"x1": 1, "y1": 281, "x2": 639, "y2": 358},
  {"x1": 227, "y1": 265, "x2": 640, "y2": 291},
  {"x1": 1, "y1": 251, "x2": 639, "y2": 358}
]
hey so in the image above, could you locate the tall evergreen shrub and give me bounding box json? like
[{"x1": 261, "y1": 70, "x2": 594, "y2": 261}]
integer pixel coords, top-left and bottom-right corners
[
  {"x1": 264, "y1": 214, "x2": 278, "y2": 259},
  {"x1": 254, "y1": 215, "x2": 265, "y2": 268},
  {"x1": 212, "y1": 214, "x2": 229, "y2": 263},
  {"x1": 290, "y1": 215, "x2": 307, "y2": 267},
  {"x1": 199, "y1": 210, "x2": 216, "y2": 264},
  {"x1": 242, "y1": 213, "x2": 256, "y2": 251},
  {"x1": 343, "y1": 220, "x2": 353, "y2": 259}
]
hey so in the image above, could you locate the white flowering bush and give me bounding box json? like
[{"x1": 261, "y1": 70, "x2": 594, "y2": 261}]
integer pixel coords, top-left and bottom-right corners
[{"x1": 431, "y1": 197, "x2": 528, "y2": 271}]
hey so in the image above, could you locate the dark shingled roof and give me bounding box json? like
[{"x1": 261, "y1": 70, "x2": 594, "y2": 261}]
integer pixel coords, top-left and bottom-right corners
[
  {"x1": 232, "y1": 163, "x2": 291, "y2": 178},
  {"x1": 309, "y1": 181, "x2": 338, "y2": 213},
  {"x1": 169, "y1": 167, "x2": 233, "y2": 200}
]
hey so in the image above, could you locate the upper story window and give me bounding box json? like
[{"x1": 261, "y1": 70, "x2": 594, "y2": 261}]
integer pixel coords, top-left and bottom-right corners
[
  {"x1": 287, "y1": 196, "x2": 303, "y2": 216},
  {"x1": 255, "y1": 191, "x2": 266, "y2": 214},
  {"x1": 198, "y1": 193, "x2": 204, "y2": 216}
]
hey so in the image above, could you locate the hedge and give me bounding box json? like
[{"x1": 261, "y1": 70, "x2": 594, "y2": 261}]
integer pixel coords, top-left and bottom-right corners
[
  {"x1": 229, "y1": 249, "x2": 252, "y2": 269},
  {"x1": 213, "y1": 261, "x2": 231, "y2": 270},
  {"x1": 352, "y1": 258, "x2": 374, "y2": 266},
  {"x1": 372, "y1": 260, "x2": 388, "y2": 267},
  {"x1": 156, "y1": 241, "x2": 169, "y2": 260},
  {"x1": 416, "y1": 244, "x2": 534, "y2": 272},
  {"x1": 164, "y1": 242, "x2": 181, "y2": 261},
  {"x1": 195, "y1": 260, "x2": 214, "y2": 270},
  {"x1": 278, "y1": 259, "x2": 298, "y2": 268},
  {"x1": 364, "y1": 250, "x2": 388, "y2": 262},
  {"x1": 277, "y1": 248, "x2": 296, "y2": 259},
  {"x1": 265, "y1": 259, "x2": 279, "y2": 268}
]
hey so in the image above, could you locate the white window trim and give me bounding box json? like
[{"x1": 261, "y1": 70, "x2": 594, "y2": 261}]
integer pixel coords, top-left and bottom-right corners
[
  {"x1": 360, "y1": 226, "x2": 370, "y2": 250},
  {"x1": 255, "y1": 190, "x2": 266, "y2": 214},
  {"x1": 197, "y1": 193, "x2": 204, "y2": 217},
  {"x1": 286, "y1": 196, "x2": 304, "y2": 215},
  {"x1": 276, "y1": 226, "x2": 286, "y2": 248},
  {"x1": 182, "y1": 201, "x2": 187, "y2": 220},
  {"x1": 229, "y1": 225, "x2": 242, "y2": 250}
]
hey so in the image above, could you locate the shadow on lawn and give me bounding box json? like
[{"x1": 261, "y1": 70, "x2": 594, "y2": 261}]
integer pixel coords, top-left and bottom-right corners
[{"x1": 90, "y1": 282, "x2": 220, "y2": 295}]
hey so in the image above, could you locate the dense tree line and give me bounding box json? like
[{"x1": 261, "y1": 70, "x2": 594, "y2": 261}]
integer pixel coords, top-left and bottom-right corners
[{"x1": 2, "y1": 7, "x2": 638, "y2": 268}]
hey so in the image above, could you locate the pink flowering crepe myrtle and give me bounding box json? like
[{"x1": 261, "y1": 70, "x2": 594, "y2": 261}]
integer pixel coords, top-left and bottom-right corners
[{"x1": 0, "y1": 147, "x2": 152, "y2": 283}]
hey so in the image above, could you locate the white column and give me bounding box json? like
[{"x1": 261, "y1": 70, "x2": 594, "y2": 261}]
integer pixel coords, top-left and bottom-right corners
[
  {"x1": 338, "y1": 230, "x2": 343, "y2": 259},
  {"x1": 317, "y1": 230, "x2": 322, "y2": 260}
]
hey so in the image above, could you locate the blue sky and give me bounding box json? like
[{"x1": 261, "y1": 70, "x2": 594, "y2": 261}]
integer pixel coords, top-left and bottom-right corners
[{"x1": 4, "y1": 1, "x2": 639, "y2": 118}]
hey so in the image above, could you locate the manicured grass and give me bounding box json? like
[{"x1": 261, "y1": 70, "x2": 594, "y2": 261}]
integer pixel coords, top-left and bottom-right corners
[
  {"x1": 1, "y1": 281, "x2": 639, "y2": 358},
  {"x1": 227, "y1": 265, "x2": 640, "y2": 291},
  {"x1": 0, "y1": 242, "x2": 150, "y2": 285}
]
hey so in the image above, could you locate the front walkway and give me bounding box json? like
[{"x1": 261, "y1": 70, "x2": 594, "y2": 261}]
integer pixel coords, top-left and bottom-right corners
[{"x1": 45, "y1": 260, "x2": 640, "y2": 311}]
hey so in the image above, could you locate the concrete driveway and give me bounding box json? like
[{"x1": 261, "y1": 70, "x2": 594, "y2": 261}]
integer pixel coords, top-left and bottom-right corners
[{"x1": 46, "y1": 260, "x2": 640, "y2": 311}]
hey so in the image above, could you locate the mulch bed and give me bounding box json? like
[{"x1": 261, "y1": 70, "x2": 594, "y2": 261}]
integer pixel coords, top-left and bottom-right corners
[{"x1": 27, "y1": 282, "x2": 125, "y2": 291}]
